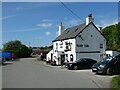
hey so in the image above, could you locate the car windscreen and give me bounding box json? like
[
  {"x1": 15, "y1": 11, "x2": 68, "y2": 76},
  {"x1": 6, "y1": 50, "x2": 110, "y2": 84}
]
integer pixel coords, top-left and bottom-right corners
[{"x1": 101, "y1": 56, "x2": 114, "y2": 62}]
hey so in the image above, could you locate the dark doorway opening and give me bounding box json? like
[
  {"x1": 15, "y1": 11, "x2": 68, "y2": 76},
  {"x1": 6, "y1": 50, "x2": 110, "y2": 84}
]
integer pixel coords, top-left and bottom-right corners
[{"x1": 61, "y1": 55, "x2": 65, "y2": 65}]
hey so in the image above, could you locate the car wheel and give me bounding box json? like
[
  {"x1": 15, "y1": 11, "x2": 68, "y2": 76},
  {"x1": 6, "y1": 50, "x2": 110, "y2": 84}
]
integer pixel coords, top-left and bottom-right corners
[
  {"x1": 73, "y1": 65, "x2": 78, "y2": 70},
  {"x1": 106, "y1": 68, "x2": 113, "y2": 75}
]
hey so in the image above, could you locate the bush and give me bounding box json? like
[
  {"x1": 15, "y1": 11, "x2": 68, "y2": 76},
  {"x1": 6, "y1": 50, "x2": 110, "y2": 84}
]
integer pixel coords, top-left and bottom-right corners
[{"x1": 2, "y1": 40, "x2": 32, "y2": 58}]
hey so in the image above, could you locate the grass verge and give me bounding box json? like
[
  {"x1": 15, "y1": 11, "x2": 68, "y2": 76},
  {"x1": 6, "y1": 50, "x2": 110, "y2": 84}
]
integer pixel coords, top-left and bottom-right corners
[{"x1": 111, "y1": 75, "x2": 120, "y2": 90}]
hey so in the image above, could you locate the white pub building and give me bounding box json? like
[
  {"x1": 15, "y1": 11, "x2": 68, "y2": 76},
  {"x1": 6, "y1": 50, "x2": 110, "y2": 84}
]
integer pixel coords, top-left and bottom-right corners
[{"x1": 47, "y1": 14, "x2": 106, "y2": 65}]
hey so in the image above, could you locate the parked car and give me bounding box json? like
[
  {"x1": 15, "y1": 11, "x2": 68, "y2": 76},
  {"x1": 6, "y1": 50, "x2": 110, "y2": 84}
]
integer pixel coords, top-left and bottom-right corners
[
  {"x1": 67, "y1": 58, "x2": 97, "y2": 70},
  {"x1": 0, "y1": 58, "x2": 6, "y2": 65},
  {"x1": 92, "y1": 54, "x2": 120, "y2": 75}
]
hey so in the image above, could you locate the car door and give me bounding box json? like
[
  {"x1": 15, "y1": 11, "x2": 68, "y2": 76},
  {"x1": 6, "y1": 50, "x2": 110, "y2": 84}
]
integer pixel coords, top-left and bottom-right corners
[
  {"x1": 80, "y1": 59, "x2": 88, "y2": 69},
  {"x1": 75, "y1": 60, "x2": 82, "y2": 69},
  {"x1": 113, "y1": 56, "x2": 120, "y2": 74},
  {"x1": 86, "y1": 59, "x2": 94, "y2": 68}
]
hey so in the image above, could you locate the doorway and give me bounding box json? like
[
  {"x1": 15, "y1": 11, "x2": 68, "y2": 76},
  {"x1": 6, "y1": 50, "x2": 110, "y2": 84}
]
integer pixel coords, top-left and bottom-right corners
[{"x1": 61, "y1": 55, "x2": 65, "y2": 65}]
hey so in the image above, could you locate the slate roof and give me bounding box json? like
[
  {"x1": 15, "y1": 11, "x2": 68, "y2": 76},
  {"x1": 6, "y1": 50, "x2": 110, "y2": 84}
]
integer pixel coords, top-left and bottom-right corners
[{"x1": 53, "y1": 23, "x2": 86, "y2": 42}]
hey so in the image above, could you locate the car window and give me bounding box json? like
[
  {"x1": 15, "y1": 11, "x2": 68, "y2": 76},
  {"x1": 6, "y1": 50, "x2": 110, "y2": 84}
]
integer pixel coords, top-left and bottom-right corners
[
  {"x1": 87, "y1": 59, "x2": 93, "y2": 62},
  {"x1": 82, "y1": 59, "x2": 87, "y2": 62},
  {"x1": 75, "y1": 59, "x2": 81, "y2": 63},
  {"x1": 116, "y1": 56, "x2": 120, "y2": 62},
  {"x1": 75, "y1": 59, "x2": 86, "y2": 63},
  {"x1": 101, "y1": 56, "x2": 113, "y2": 62}
]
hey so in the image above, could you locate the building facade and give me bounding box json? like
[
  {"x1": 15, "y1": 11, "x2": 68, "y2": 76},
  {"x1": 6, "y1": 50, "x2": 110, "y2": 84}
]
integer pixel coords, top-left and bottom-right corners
[{"x1": 47, "y1": 14, "x2": 106, "y2": 65}]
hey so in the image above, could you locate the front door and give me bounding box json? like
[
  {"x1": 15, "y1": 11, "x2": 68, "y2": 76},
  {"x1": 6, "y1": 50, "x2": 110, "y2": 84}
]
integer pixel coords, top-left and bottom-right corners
[
  {"x1": 114, "y1": 56, "x2": 120, "y2": 74},
  {"x1": 61, "y1": 55, "x2": 65, "y2": 65}
]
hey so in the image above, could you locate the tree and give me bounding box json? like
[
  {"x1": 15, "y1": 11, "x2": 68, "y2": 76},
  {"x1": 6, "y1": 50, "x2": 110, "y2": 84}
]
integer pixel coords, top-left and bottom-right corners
[
  {"x1": 102, "y1": 23, "x2": 120, "y2": 51},
  {"x1": 2, "y1": 40, "x2": 32, "y2": 58}
]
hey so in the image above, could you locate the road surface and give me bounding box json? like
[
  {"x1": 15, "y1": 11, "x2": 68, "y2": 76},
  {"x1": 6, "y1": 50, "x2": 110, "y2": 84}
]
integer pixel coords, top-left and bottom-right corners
[{"x1": 2, "y1": 58, "x2": 113, "y2": 88}]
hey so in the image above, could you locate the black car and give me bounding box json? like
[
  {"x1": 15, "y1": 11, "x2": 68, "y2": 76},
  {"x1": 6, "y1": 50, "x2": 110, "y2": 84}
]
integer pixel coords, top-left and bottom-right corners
[
  {"x1": 67, "y1": 58, "x2": 97, "y2": 70},
  {"x1": 92, "y1": 54, "x2": 120, "y2": 75}
]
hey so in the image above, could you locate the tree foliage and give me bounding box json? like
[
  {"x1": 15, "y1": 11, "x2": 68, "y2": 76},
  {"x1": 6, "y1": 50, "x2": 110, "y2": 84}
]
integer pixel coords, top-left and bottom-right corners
[
  {"x1": 102, "y1": 22, "x2": 120, "y2": 51},
  {"x1": 2, "y1": 40, "x2": 32, "y2": 58}
]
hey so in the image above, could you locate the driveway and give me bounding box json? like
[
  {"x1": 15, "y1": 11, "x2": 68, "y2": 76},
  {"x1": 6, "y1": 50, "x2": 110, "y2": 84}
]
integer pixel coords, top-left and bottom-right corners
[{"x1": 2, "y1": 58, "x2": 114, "y2": 88}]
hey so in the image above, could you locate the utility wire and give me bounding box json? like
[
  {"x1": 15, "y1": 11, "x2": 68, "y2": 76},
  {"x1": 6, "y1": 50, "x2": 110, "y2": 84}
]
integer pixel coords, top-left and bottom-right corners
[{"x1": 58, "y1": 0, "x2": 85, "y2": 23}]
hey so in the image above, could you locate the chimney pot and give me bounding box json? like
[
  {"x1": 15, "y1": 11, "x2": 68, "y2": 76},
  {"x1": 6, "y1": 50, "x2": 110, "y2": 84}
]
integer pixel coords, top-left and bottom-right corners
[
  {"x1": 88, "y1": 14, "x2": 92, "y2": 17},
  {"x1": 86, "y1": 14, "x2": 94, "y2": 25},
  {"x1": 60, "y1": 21, "x2": 62, "y2": 27},
  {"x1": 59, "y1": 21, "x2": 64, "y2": 36}
]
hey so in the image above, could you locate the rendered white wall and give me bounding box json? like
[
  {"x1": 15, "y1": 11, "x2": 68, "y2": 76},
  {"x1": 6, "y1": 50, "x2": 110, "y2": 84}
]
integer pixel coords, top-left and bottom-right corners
[
  {"x1": 53, "y1": 39, "x2": 76, "y2": 65},
  {"x1": 46, "y1": 50, "x2": 53, "y2": 61}
]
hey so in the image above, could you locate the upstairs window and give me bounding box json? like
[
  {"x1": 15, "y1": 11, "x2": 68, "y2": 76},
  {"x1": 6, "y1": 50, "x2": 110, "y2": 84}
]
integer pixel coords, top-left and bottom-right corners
[
  {"x1": 65, "y1": 42, "x2": 72, "y2": 51},
  {"x1": 56, "y1": 43, "x2": 58, "y2": 50},
  {"x1": 60, "y1": 45, "x2": 63, "y2": 48},
  {"x1": 100, "y1": 44, "x2": 103, "y2": 48},
  {"x1": 60, "y1": 42, "x2": 63, "y2": 48}
]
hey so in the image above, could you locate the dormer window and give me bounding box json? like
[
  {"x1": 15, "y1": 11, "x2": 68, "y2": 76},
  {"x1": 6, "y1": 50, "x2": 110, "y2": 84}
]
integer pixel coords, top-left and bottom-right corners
[{"x1": 75, "y1": 28, "x2": 78, "y2": 32}]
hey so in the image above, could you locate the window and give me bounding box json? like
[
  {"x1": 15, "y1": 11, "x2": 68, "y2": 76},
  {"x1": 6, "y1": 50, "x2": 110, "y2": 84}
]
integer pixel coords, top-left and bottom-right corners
[
  {"x1": 66, "y1": 30, "x2": 70, "y2": 34},
  {"x1": 60, "y1": 46, "x2": 63, "y2": 48},
  {"x1": 60, "y1": 41, "x2": 63, "y2": 48},
  {"x1": 100, "y1": 44, "x2": 103, "y2": 48},
  {"x1": 78, "y1": 35, "x2": 81, "y2": 38},
  {"x1": 55, "y1": 50, "x2": 57, "y2": 52},
  {"x1": 78, "y1": 35, "x2": 83, "y2": 40},
  {"x1": 75, "y1": 28, "x2": 78, "y2": 32},
  {"x1": 60, "y1": 43, "x2": 63, "y2": 48},
  {"x1": 70, "y1": 54, "x2": 73, "y2": 61},
  {"x1": 65, "y1": 42, "x2": 72, "y2": 51},
  {"x1": 56, "y1": 43, "x2": 58, "y2": 49},
  {"x1": 65, "y1": 42, "x2": 69, "y2": 50}
]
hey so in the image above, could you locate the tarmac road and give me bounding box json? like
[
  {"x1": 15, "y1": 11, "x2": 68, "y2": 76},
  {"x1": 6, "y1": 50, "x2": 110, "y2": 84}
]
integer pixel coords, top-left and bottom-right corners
[{"x1": 2, "y1": 58, "x2": 113, "y2": 88}]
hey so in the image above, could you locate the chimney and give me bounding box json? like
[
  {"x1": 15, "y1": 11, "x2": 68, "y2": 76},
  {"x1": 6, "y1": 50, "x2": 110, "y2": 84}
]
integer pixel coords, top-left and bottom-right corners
[
  {"x1": 58, "y1": 21, "x2": 64, "y2": 36},
  {"x1": 86, "y1": 14, "x2": 94, "y2": 25}
]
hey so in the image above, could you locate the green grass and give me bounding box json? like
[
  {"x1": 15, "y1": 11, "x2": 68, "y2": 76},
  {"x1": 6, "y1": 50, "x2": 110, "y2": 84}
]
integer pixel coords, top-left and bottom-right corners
[{"x1": 111, "y1": 75, "x2": 120, "y2": 90}]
